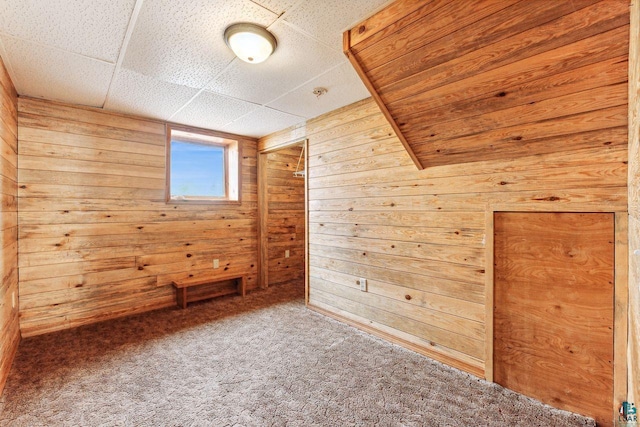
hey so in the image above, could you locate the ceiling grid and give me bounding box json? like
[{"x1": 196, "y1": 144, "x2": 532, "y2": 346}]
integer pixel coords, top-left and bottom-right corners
[{"x1": 0, "y1": 0, "x2": 393, "y2": 137}]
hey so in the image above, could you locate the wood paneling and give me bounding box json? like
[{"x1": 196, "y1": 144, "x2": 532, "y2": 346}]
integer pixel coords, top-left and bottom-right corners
[
  {"x1": 17, "y1": 98, "x2": 258, "y2": 337},
  {"x1": 262, "y1": 145, "x2": 305, "y2": 287},
  {"x1": 261, "y1": 91, "x2": 627, "y2": 383},
  {"x1": 0, "y1": 55, "x2": 19, "y2": 395},
  {"x1": 344, "y1": 0, "x2": 629, "y2": 170},
  {"x1": 494, "y1": 212, "x2": 614, "y2": 426},
  {"x1": 629, "y1": 0, "x2": 640, "y2": 411}
]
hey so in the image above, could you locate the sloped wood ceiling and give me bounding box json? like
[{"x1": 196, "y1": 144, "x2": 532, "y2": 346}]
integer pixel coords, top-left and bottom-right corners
[{"x1": 344, "y1": 0, "x2": 629, "y2": 170}]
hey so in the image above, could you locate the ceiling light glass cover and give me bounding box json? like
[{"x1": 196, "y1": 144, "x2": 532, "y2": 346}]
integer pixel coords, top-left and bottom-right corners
[{"x1": 224, "y1": 23, "x2": 277, "y2": 64}]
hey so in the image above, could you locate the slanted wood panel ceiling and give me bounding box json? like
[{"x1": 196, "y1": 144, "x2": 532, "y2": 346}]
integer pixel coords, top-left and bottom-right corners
[
  {"x1": 265, "y1": 146, "x2": 305, "y2": 287},
  {"x1": 17, "y1": 98, "x2": 258, "y2": 337},
  {"x1": 0, "y1": 56, "x2": 19, "y2": 393},
  {"x1": 344, "y1": 0, "x2": 629, "y2": 169},
  {"x1": 260, "y1": 93, "x2": 627, "y2": 376}
]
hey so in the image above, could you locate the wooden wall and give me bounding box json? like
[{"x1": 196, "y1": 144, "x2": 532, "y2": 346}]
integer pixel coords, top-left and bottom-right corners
[
  {"x1": 0, "y1": 56, "x2": 19, "y2": 393},
  {"x1": 629, "y1": 0, "x2": 639, "y2": 408},
  {"x1": 261, "y1": 91, "x2": 627, "y2": 378},
  {"x1": 263, "y1": 145, "x2": 305, "y2": 287},
  {"x1": 17, "y1": 98, "x2": 258, "y2": 337}
]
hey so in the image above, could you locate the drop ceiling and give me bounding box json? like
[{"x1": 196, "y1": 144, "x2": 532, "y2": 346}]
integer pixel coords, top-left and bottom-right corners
[{"x1": 0, "y1": 0, "x2": 392, "y2": 138}]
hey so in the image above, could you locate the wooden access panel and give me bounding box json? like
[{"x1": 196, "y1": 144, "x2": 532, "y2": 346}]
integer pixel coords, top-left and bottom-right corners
[{"x1": 494, "y1": 212, "x2": 614, "y2": 426}]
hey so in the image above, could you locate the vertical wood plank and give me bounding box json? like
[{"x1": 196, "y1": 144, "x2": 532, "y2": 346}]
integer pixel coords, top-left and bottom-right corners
[
  {"x1": 0, "y1": 53, "x2": 19, "y2": 396},
  {"x1": 614, "y1": 212, "x2": 629, "y2": 417},
  {"x1": 258, "y1": 151, "x2": 268, "y2": 288},
  {"x1": 484, "y1": 209, "x2": 494, "y2": 382},
  {"x1": 628, "y1": 0, "x2": 640, "y2": 410}
]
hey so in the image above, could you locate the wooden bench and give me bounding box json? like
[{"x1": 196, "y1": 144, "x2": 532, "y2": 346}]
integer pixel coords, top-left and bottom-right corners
[{"x1": 172, "y1": 274, "x2": 246, "y2": 309}]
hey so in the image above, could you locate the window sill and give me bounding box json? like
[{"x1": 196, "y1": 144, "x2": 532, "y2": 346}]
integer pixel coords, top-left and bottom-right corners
[{"x1": 167, "y1": 198, "x2": 242, "y2": 206}]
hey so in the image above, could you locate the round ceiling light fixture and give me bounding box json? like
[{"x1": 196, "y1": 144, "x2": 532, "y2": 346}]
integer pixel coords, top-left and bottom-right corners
[{"x1": 224, "y1": 23, "x2": 277, "y2": 64}]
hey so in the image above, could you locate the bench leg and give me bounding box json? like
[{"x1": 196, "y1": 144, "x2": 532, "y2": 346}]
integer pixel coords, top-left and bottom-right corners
[
  {"x1": 238, "y1": 276, "x2": 246, "y2": 299},
  {"x1": 176, "y1": 287, "x2": 187, "y2": 309}
]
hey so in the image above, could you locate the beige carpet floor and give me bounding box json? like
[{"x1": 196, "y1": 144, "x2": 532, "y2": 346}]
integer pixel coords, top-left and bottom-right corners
[{"x1": 0, "y1": 282, "x2": 595, "y2": 426}]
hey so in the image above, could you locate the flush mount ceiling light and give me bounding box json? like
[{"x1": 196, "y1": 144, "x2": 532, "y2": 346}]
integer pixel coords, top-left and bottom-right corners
[{"x1": 224, "y1": 23, "x2": 277, "y2": 64}]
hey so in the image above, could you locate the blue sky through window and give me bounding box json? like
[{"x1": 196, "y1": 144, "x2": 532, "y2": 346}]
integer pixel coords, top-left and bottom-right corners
[{"x1": 170, "y1": 140, "x2": 225, "y2": 197}]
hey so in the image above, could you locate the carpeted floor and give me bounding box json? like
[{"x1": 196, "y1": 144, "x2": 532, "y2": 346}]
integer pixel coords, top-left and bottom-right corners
[{"x1": 0, "y1": 282, "x2": 595, "y2": 426}]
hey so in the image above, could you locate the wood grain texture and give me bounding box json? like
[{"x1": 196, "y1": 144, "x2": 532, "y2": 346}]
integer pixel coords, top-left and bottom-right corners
[
  {"x1": 494, "y1": 212, "x2": 614, "y2": 426},
  {"x1": 629, "y1": 0, "x2": 640, "y2": 409},
  {"x1": 0, "y1": 54, "x2": 19, "y2": 395},
  {"x1": 263, "y1": 145, "x2": 305, "y2": 287},
  {"x1": 344, "y1": 0, "x2": 629, "y2": 169},
  {"x1": 262, "y1": 89, "x2": 627, "y2": 393},
  {"x1": 17, "y1": 98, "x2": 258, "y2": 337}
]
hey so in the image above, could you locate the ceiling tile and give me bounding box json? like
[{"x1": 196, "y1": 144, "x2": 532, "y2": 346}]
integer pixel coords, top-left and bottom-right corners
[
  {"x1": 3, "y1": 36, "x2": 113, "y2": 107},
  {"x1": 104, "y1": 68, "x2": 200, "y2": 121},
  {"x1": 267, "y1": 61, "x2": 369, "y2": 119},
  {"x1": 250, "y1": 0, "x2": 297, "y2": 15},
  {"x1": 172, "y1": 90, "x2": 260, "y2": 131},
  {"x1": 222, "y1": 107, "x2": 304, "y2": 138},
  {"x1": 207, "y1": 21, "x2": 344, "y2": 105},
  {"x1": 123, "y1": 0, "x2": 278, "y2": 89},
  {"x1": 0, "y1": 0, "x2": 135, "y2": 62},
  {"x1": 283, "y1": 0, "x2": 392, "y2": 49}
]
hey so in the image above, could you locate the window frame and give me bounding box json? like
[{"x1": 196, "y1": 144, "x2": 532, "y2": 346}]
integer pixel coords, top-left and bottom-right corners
[{"x1": 166, "y1": 124, "x2": 242, "y2": 205}]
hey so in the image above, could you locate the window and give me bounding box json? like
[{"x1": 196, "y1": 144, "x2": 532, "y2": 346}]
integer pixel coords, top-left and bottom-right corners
[{"x1": 166, "y1": 125, "x2": 241, "y2": 203}]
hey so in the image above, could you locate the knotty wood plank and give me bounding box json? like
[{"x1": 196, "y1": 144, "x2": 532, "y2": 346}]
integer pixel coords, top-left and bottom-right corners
[
  {"x1": 314, "y1": 277, "x2": 483, "y2": 341},
  {"x1": 347, "y1": 0, "x2": 430, "y2": 48},
  {"x1": 309, "y1": 210, "x2": 484, "y2": 229},
  {"x1": 309, "y1": 234, "x2": 483, "y2": 267},
  {"x1": 18, "y1": 112, "x2": 164, "y2": 146},
  {"x1": 19, "y1": 140, "x2": 165, "y2": 168},
  {"x1": 19, "y1": 97, "x2": 165, "y2": 135},
  {"x1": 18, "y1": 169, "x2": 164, "y2": 190},
  {"x1": 310, "y1": 254, "x2": 484, "y2": 304},
  {"x1": 309, "y1": 132, "x2": 626, "y2": 190},
  {"x1": 386, "y1": 25, "x2": 628, "y2": 116},
  {"x1": 19, "y1": 237, "x2": 256, "y2": 268},
  {"x1": 19, "y1": 155, "x2": 165, "y2": 179},
  {"x1": 372, "y1": 0, "x2": 621, "y2": 90},
  {"x1": 310, "y1": 162, "x2": 626, "y2": 199},
  {"x1": 402, "y1": 83, "x2": 627, "y2": 145},
  {"x1": 310, "y1": 265, "x2": 484, "y2": 322},
  {"x1": 18, "y1": 127, "x2": 165, "y2": 156},
  {"x1": 411, "y1": 106, "x2": 627, "y2": 167},
  {"x1": 357, "y1": 0, "x2": 522, "y2": 71},
  {"x1": 310, "y1": 243, "x2": 483, "y2": 285},
  {"x1": 397, "y1": 55, "x2": 627, "y2": 131},
  {"x1": 311, "y1": 284, "x2": 484, "y2": 359}
]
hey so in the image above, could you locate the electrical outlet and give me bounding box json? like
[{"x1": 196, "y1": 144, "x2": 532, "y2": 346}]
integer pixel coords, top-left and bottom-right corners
[
  {"x1": 213, "y1": 259, "x2": 219, "y2": 269},
  {"x1": 285, "y1": 250, "x2": 290, "y2": 258},
  {"x1": 358, "y1": 278, "x2": 367, "y2": 292}
]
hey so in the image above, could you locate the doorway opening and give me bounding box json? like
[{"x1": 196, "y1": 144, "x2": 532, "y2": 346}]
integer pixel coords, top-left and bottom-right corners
[{"x1": 258, "y1": 140, "x2": 308, "y2": 300}]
